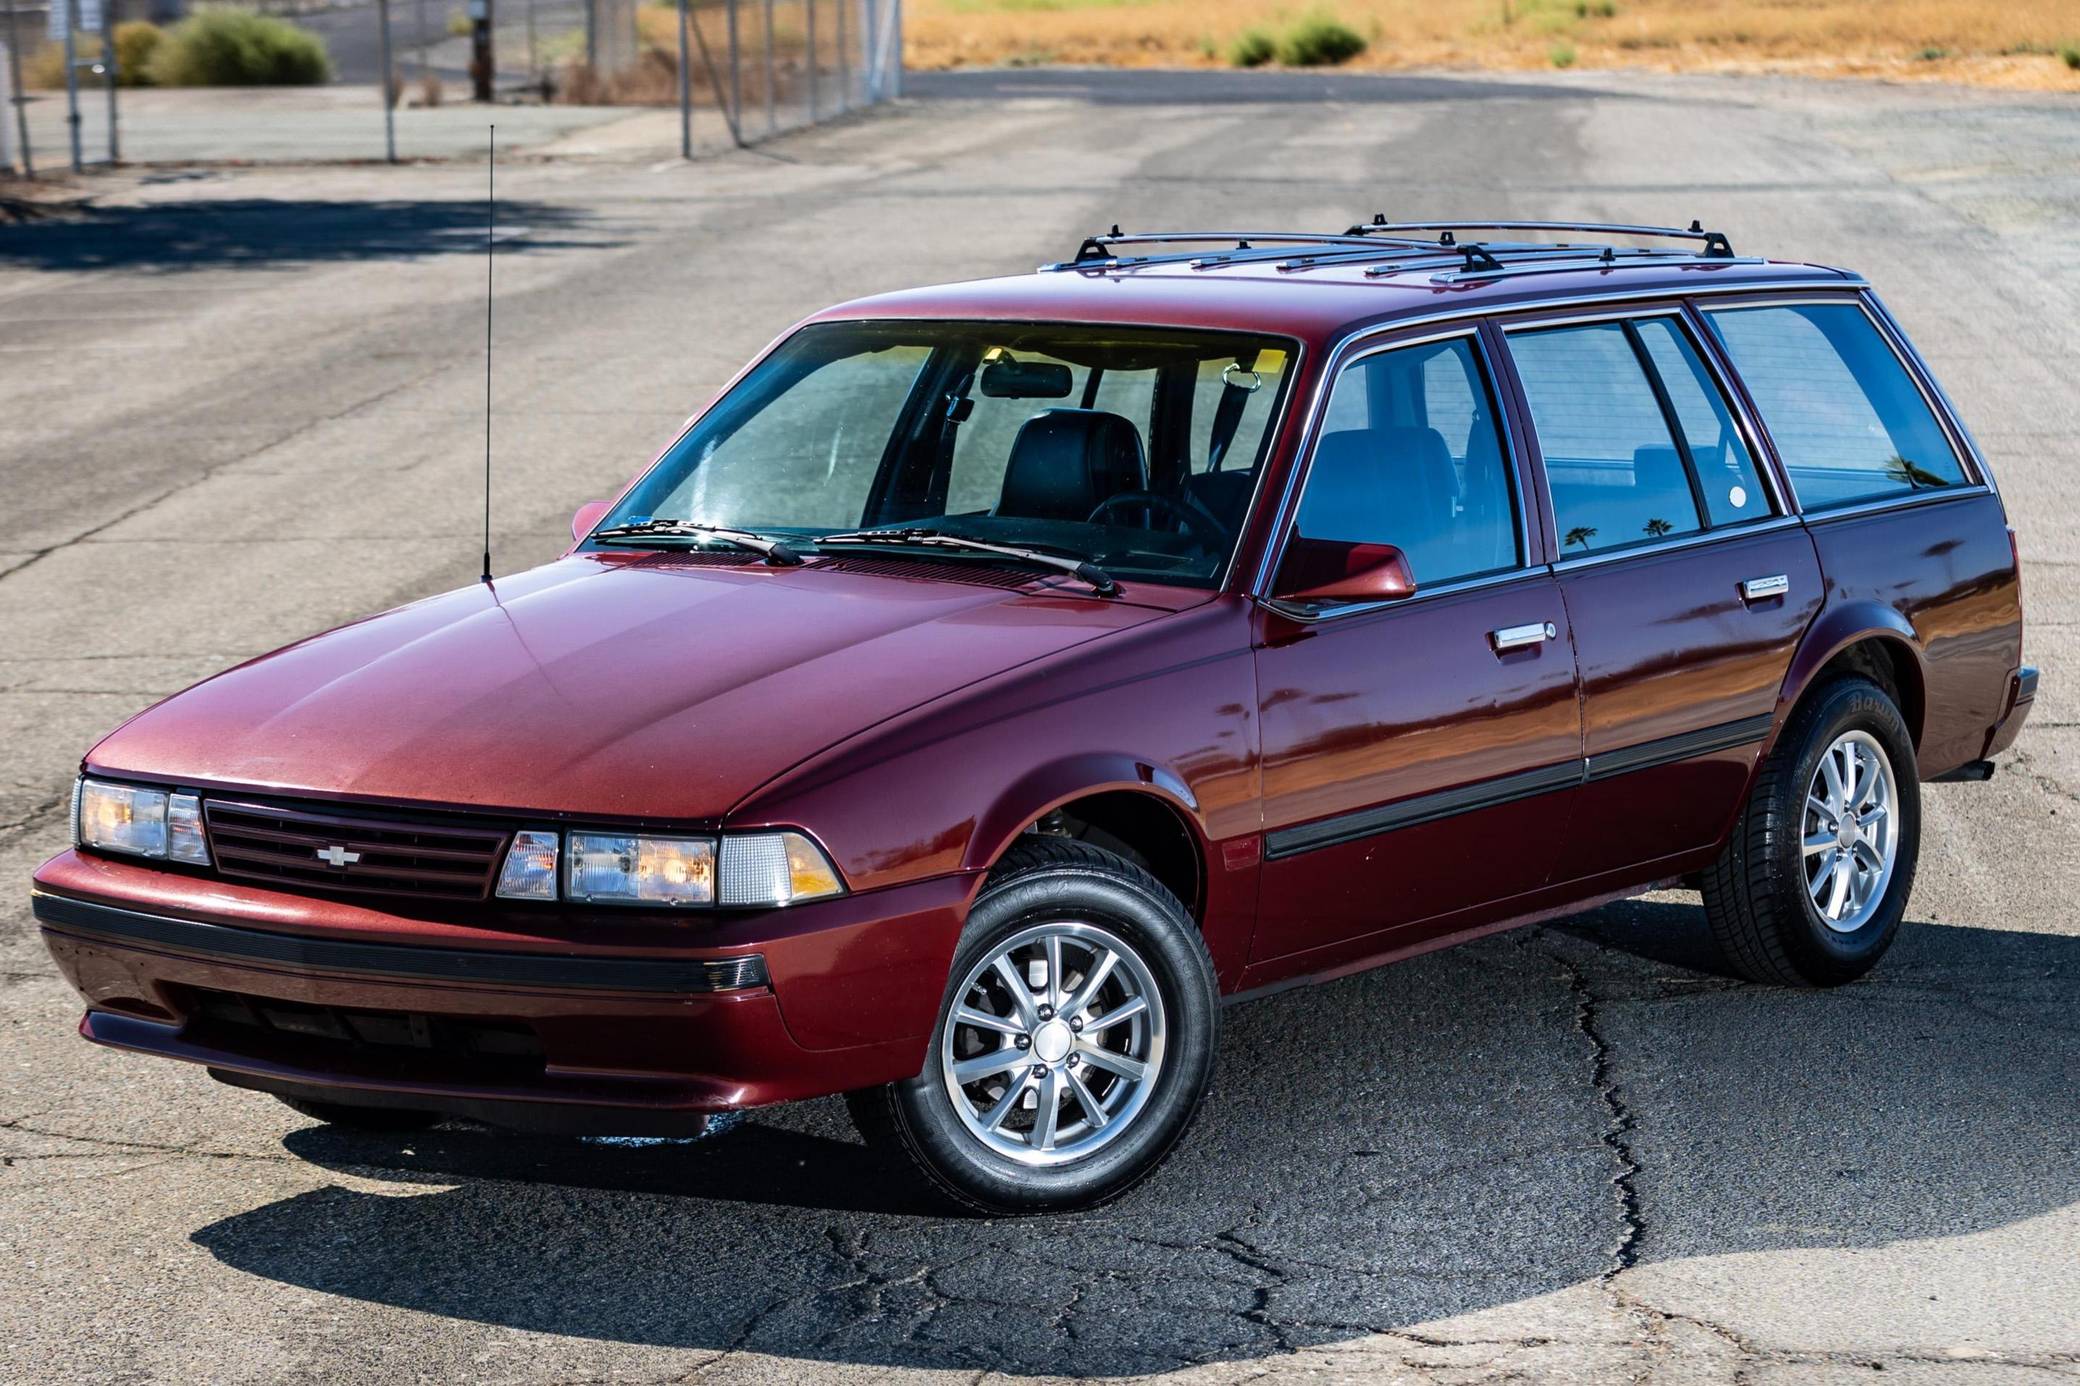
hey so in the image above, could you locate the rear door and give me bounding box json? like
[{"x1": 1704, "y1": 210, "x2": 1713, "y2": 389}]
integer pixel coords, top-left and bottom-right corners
[
  {"x1": 1248, "y1": 326, "x2": 1582, "y2": 969},
  {"x1": 1497, "y1": 305, "x2": 1821, "y2": 882}
]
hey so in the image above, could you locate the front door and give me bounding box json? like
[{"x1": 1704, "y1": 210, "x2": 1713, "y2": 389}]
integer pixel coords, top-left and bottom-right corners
[
  {"x1": 1500, "y1": 307, "x2": 1821, "y2": 882},
  {"x1": 1249, "y1": 329, "x2": 1582, "y2": 970}
]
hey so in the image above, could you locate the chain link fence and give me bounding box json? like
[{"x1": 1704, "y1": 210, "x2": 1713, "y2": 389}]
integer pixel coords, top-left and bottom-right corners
[{"x1": 0, "y1": 0, "x2": 897, "y2": 173}]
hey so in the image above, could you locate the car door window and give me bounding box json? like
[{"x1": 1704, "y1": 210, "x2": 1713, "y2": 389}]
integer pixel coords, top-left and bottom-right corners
[
  {"x1": 1632, "y1": 317, "x2": 1772, "y2": 528},
  {"x1": 1287, "y1": 336, "x2": 1519, "y2": 588},
  {"x1": 1509, "y1": 321, "x2": 1705, "y2": 555},
  {"x1": 1705, "y1": 302, "x2": 1967, "y2": 510}
]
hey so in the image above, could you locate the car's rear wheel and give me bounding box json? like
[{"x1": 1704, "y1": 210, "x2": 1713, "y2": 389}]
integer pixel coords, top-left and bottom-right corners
[
  {"x1": 847, "y1": 837, "x2": 1217, "y2": 1214},
  {"x1": 276, "y1": 1095, "x2": 444, "y2": 1132},
  {"x1": 1702, "y1": 676, "x2": 1920, "y2": 986}
]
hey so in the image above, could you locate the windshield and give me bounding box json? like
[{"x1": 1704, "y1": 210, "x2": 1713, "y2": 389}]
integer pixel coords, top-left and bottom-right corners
[{"x1": 594, "y1": 321, "x2": 1298, "y2": 589}]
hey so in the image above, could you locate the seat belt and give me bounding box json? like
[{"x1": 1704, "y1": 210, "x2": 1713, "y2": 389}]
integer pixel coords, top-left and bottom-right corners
[{"x1": 1205, "y1": 351, "x2": 1262, "y2": 473}]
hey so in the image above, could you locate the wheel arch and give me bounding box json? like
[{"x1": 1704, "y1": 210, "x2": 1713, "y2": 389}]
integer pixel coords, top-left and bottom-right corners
[
  {"x1": 963, "y1": 756, "x2": 1209, "y2": 920},
  {"x1": 1774, "y1": 600, "x2": 1928, "y2": 754}
]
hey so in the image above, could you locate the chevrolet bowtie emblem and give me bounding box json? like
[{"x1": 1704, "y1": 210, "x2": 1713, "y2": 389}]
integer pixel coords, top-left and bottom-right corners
[{"x1": 315, "y1": 845, "x2": 362, "y2": 868}]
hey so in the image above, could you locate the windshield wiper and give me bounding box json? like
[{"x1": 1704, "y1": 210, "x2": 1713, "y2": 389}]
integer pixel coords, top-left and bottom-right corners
[
  {"x1": 813, "y1": 529, "x2": 1119, "y2": 597},
  {"x1": 591, "y1": 520, "x2": 806, "y2": 566}
]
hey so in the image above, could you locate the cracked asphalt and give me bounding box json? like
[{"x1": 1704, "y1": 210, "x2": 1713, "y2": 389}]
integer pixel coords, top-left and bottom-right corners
[{"x1": 3, "y1": 68, "x2": 2077, "y2": 1384}]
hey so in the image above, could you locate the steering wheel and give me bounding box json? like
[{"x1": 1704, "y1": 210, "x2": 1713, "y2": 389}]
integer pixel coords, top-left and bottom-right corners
[{"x1": 1086, "y1": 491, "x2": 1233, "y2": 551}]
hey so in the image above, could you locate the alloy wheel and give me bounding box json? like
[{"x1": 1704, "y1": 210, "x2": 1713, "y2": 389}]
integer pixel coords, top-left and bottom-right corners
[
  {"x1": 938, "y1": 920, "x2": 1167, "y2": 1167},
  {"x1": 1802, "y1": 729, "x2": 1899, "y2": 934}
]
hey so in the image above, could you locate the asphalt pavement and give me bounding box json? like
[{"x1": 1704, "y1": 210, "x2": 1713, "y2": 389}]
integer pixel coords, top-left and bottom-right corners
[{"x1": 1, "y1": 68, "x2": 2076, "y2": 1384}]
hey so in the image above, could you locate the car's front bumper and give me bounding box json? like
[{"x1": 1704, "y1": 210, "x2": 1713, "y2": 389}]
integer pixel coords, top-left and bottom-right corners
[{"x1": 33, "y1": 849, "x2": 976, "y2": 1134}]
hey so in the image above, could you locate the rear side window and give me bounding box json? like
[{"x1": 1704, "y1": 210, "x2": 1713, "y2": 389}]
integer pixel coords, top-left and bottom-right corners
[
  {"x1": 1707, "y1": 303, "x2": 1967, "y2": 509},
  {"x1": 1509, "y1": 322, "x2": 1704, "y2": 555},
  {"x1": 1289, "y1": 336, "x2": 1519, "y2": 587},
  {"x1": 1632, "y1": 318, "x2": 1770, "y2": 527}
]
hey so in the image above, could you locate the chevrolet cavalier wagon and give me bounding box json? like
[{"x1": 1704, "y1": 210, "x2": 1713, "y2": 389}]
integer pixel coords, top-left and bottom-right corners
[{"x1": 34, "y1": 220, "x2": 2037, "y2": 1213}]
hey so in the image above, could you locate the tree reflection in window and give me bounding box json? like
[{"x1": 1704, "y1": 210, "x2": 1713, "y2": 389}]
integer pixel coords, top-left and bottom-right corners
[{"x1": 1564, "y1": 525, "x2": 1599, "y2": 550}]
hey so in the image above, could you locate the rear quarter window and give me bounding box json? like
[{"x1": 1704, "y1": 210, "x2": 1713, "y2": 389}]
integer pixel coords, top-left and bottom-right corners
[{"x1": 1706, "y1": 302, "x2": 1967, "y2": 510}]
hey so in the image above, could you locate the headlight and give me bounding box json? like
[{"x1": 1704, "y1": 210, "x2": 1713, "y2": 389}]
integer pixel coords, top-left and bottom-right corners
[
  {"x1": 75, "y1": 778, "x2": 211, "y2": 865},
  {"x1": 492, "y1": 827, "x2": 844, "y2": 908},
  {"x1": 567, "y1": 832, "x2": 716, "y2": 906}
]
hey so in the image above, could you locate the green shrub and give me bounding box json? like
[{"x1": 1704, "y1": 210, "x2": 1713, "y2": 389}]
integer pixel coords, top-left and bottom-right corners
[
  {"x1": 1549, "y1": 40, "x2": 1577, "y2": 67},
  {"x1": 1575, "y1": 0, "x2": 1616, "y2": 17},
  {"x1": 147, "y1": 6, "x2": 332, "y2": 86},
  {"x1": 1916, "y1": 45, "x2": 1948, "y2": 61},
  {"x1": 114, "y1": 21, "x2": 166, "y2": 83},
  {"x1": 1227, "y1": 27, "x2": 1275, "y2": 66},
  {"x1": 2062, "y1": 43, "x2": 2080, "y2": 70},
  {"x1": 1276, "y1": 12, "x2": 1367, "y2": 66}
]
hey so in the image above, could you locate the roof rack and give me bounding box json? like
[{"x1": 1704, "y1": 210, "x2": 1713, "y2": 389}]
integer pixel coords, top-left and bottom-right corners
[
  {"x1": 1040, "y1": 217, "x2": 1748, "y2": 281},
  {"x1": 1341, "y1": 216, "x2": 1738, "y2": 259}
]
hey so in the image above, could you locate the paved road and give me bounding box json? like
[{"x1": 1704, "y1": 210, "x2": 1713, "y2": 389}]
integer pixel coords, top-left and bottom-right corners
[{"x1": 2, "y1": 69, "x2": 2076, "y2": 1384}]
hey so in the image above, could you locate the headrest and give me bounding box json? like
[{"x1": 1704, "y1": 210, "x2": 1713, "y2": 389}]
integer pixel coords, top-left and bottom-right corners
[{"x1": 996, "y1": 409, "x2": 1147, "y2": 523}]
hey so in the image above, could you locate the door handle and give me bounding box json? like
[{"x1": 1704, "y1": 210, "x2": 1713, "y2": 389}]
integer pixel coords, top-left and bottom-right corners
[
  {"x1": 1491, "y1": 621, "x2": 1557, "y2": 651},
  {"x1": 1741, "y1": 574, "x2": 1790, "y2": 602}
]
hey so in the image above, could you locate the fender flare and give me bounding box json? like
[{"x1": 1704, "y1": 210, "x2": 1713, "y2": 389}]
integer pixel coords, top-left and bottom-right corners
[
  {"x1": 1770, "y1": 598, "x2": 1927, "y2": 754},
  {"x1": 961, "y1": 753, "x2": 1207, "y2": 879}
]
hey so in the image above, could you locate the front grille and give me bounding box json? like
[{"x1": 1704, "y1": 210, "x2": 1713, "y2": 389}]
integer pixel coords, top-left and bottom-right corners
[{"x1": 204, "y1": 800, "x2": 509, "y2": 902}]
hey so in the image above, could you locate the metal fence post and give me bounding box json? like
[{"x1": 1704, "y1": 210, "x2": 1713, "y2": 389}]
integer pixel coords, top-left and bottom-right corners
[
  {"x1": 378, "y1": 0, "x2": 397, "y2": 161},
  {"x1": 62, "y1": 0, "x2": 82, "y2": 172},
  {"x1": 676, "y1": 0, "x2": 691, "y2": 158},
  {"x1": 725, "y1": 0, "x2": 740, "y2": 134},
  {"x1": 100, "y1": 0, "x2": 115, "y2": 162},
  {"x1": 886, "y1": 0, "x2": 898, "y2": 99},
  {"x1": 804, "y1": 0, "x2": 815, "y2": 121},
  {"x1": 2, "y1": 0, "x2": 30, "y2": 178},
  {"x1": 761, "y1": 0, "x2": 774, "y2": 135},
  {"x1": 834, "y1": 0, "x2": 846, "y2": 111}
]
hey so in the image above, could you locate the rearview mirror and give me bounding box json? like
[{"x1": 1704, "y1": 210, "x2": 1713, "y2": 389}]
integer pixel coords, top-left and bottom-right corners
[
  {"x1": 571, "y1": 500, "x2": 612, "y2": 543},
  {"x1": 1275, "y1": 542, "x2": 1416, "y2": 605},
  {"x1": 979, "y1": 357, "x2": 1074, "y2": 399}
]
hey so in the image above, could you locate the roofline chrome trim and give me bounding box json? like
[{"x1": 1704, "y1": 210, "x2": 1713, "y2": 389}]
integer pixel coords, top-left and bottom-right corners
[{"x1": 1246, "y1": 276, "x2": 1868, "y2": 597}]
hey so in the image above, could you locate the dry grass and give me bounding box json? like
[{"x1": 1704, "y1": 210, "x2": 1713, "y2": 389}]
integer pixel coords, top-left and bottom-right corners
[{"x1": 906, "y1": 0, "x2": 2080, "y2": 91}]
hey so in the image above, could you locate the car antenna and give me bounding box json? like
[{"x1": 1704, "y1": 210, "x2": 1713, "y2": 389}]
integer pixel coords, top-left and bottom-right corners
[{"x1": 479, "y1": 124, "x2": 496, "y2": 586}]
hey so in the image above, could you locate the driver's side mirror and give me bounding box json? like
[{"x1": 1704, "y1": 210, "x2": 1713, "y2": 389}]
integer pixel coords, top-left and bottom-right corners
[
  {"x1": 571, "y1": 500, "x2": 613, "y2": 544},
  {"x1": 1273, "y1": 541, "x2": 1416, "y2": 605}
]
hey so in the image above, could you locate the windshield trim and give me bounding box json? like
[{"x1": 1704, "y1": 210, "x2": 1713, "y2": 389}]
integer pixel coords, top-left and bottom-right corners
[{"x1": 579, "y1": 316, "x2": 1309, "y2": 595}]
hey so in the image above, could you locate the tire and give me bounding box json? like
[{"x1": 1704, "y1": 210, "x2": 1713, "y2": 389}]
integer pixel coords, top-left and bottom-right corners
[
  {"x1": 847, "y1": 837, "x2": 1217, "y2": 1215},
  {"x1": 277, "y1": 1095, "x2": 444, "y2": 1132},
  {"x1": 1702, "y1": 676, "x2": 1920, "y2": 987}
]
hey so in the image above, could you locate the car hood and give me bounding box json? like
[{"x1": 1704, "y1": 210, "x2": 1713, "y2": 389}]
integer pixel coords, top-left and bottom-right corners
[{"x1": 87, "y1": 554, "x2": 1189, "y2": 820}]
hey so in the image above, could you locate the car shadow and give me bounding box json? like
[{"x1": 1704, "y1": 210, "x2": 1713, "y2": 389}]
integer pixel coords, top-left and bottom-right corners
[
  {"x1": 0, "y1": 200, "x2": 614, "y2": 272},
  {"x1": 189, "y1": 901, "x2": 2079, "y2": 1377}
]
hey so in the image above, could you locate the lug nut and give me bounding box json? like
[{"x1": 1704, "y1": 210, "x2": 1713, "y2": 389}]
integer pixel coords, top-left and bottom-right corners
[
  {"x1": 1037, "y1": 1004, "x2": 1055, "y2": 1021},
  {"x1": 1066, "y1": 1054, "x2": 1080, "y2": 1070},
  {"x1": 1031, "y1": 1064, "x2": 1049, "y2": 1079},
  {"x1": 1015, "y1": 1034, "x2": 1031, "y2": 1050},
  {"x1": 1069, "y1": 1017, "x2": 1083, "y2": 1033}
]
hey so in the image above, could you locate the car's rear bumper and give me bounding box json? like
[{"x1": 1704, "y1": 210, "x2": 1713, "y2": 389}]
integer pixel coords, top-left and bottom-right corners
[{"x1": 33, "y1": 849, "x2": 975, "y2": 1133}]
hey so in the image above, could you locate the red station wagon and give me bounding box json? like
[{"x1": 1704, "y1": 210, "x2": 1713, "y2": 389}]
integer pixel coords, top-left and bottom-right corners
[{"x1": 34, "y1": 221, "x2": 2037, "y2": 1212}]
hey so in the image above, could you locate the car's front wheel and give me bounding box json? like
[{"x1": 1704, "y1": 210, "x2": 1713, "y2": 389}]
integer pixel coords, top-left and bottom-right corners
[
  {"x1": 1702, "y1": 675, "x2": 1920, "y2": 986},
  {"x1": 847, "y1": 838, "x2": 1217, "y2": 1214}
]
